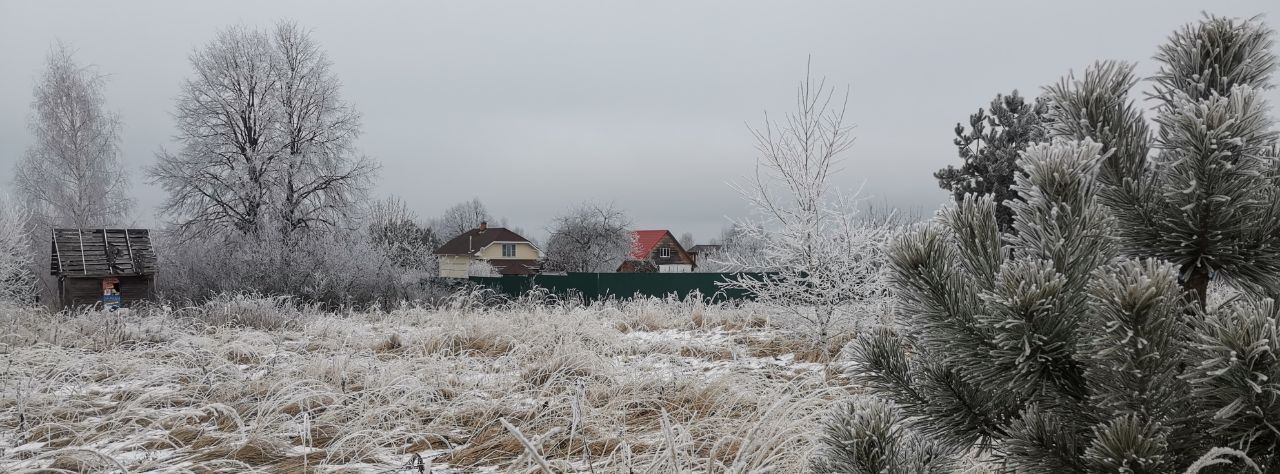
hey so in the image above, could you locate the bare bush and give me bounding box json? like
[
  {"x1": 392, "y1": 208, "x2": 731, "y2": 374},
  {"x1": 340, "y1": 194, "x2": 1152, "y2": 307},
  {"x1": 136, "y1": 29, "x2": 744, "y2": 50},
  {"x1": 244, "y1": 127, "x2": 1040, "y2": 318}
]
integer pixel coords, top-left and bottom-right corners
[
  {"x1": 155, "y1": 227, "x2": 434, "y2": 308},
  {"x1": 0, "y1": 193, "x2": 37, "y2": 305},
  {"x1": 367, "y1": 195, "x2": 440, "y2": 274}
]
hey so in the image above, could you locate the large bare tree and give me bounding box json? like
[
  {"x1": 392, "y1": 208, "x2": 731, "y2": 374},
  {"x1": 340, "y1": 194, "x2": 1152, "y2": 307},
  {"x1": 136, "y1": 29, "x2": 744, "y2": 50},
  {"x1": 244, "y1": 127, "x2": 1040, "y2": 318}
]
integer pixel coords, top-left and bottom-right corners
[
  {"x1": 272, "y1": 22, "x2": 373, "y2": 236},
  {"x1": 543, "y1": 201, "x2": 633, "y2": 273},
  {"x1": 14, "y1": 43, "x2": 132, "y2": 229},
  {"x1": 434, "y1": 197, "x2": 493, "y2": 238},
  {"x1": 150, "y1": 22, "x2": 374, "y2": 239}
]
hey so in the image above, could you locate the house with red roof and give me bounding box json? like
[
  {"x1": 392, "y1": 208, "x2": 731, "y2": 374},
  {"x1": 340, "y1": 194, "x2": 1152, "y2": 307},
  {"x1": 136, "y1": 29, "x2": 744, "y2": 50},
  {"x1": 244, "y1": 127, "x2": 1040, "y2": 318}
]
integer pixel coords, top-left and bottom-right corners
[
  {"x1": 617, "y1": 229, "x2": 696, "y2": 273},
  {"x1": 434, "y1": 222, "x2": 542, "y2": 278}
]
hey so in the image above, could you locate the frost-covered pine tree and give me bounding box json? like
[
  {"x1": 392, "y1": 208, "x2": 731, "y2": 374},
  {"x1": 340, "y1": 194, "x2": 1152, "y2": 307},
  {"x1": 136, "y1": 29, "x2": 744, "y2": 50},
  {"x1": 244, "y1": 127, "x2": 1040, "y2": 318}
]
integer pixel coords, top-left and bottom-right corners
[
  {"x1": 935, "y1": 91, "x2": 1048, "y2": 233},
  {"x1": 818, "y1": 16, "x2": 1280, "y2": 471},
  {"x1": 818, "y1": 139, "x2": 1280, "y2": 472},
  {"x1": 716, "y1": 63, "x2": 890, "y2": 350},
  {"x1": 1045, "y1": 14, "x2": 1280, "y2": 307}
]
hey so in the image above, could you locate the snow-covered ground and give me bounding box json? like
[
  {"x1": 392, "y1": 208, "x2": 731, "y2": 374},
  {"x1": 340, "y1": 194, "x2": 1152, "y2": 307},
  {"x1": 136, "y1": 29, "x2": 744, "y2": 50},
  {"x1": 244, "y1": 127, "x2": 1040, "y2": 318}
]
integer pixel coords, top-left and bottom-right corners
[{"x1": 0, "y1": 295, "x2": 859, "y2": 472}]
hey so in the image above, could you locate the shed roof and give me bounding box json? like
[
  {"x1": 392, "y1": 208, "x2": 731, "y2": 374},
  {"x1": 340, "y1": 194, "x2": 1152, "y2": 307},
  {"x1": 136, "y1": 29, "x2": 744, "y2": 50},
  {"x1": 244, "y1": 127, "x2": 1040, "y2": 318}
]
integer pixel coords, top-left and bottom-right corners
[
  {"x1": 50, "y1": 229, "x2": 157, "y2": 277},
  {"x1": 434, "y1": 227, "x2": 532, "y2": 255}
]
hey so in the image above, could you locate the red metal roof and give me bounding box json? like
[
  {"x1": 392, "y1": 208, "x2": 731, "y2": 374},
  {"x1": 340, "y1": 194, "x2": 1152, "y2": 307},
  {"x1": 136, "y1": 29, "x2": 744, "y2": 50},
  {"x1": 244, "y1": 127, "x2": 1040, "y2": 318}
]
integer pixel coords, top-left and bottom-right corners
[{"x1": 629, "y1": 230, "x2": 672, "y2": 260}]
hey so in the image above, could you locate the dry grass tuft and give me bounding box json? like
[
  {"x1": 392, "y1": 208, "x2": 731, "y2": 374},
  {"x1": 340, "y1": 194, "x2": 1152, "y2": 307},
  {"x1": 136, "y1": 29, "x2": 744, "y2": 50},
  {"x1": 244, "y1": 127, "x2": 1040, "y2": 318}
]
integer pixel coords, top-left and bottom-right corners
[
  {"x1": 374, "y1": 332, "x2": 403, "y2": 352},
  {"x1": 191, "y1": 436, "x2": 292, "y2": 466}
]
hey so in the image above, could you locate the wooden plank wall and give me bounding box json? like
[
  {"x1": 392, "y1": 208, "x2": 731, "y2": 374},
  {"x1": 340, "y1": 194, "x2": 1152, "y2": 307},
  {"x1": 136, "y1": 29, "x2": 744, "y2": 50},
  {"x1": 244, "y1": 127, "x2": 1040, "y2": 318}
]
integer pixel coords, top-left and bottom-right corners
[
  {"x1": 649, "y1": 234, "x2": 695, "y2": 266},
  {"x1": 60, "y1": 276, "x2": 155, "y2": 309}
]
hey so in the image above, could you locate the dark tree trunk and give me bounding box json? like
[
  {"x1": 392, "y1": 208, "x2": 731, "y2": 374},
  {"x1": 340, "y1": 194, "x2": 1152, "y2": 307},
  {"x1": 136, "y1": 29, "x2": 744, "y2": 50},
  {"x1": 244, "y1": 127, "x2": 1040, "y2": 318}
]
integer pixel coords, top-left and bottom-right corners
[{"x1": 1182, "y1": 263, "x2": 1210, "y2": 310}]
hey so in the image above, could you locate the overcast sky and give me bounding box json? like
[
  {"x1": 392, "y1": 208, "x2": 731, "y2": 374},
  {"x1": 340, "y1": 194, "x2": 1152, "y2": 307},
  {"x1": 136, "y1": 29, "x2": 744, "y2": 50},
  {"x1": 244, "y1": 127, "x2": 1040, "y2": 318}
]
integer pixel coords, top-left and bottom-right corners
[{"x1": 3, "y1": 1, "x2": 1279, "y2": 243}]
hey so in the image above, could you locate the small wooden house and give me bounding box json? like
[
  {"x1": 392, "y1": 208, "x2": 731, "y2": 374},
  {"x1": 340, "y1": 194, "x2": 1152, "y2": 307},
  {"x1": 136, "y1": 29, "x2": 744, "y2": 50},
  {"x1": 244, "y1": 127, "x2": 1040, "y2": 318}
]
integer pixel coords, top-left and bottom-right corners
[
  {"x1": 50, "y1": 229, "x2": 157, "y2": 309},
  {"x1": 618, "y1": 230, "x2": 697, "y2": 273}
]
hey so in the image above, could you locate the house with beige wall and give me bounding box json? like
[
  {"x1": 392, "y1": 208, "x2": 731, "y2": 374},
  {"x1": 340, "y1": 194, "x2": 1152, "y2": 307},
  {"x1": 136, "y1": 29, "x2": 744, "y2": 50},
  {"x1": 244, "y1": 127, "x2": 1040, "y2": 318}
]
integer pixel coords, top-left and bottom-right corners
[{"x1": 434, "y1": 222, "x2": 542, "y2": 278}]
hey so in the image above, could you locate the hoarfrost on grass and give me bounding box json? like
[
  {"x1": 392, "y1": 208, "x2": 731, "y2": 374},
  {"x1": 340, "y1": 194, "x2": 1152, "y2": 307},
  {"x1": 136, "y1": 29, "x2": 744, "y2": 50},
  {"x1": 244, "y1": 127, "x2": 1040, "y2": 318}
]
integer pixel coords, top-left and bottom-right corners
[{"x1": 0, "y1": 294, "x2": 872, "y2": 472}]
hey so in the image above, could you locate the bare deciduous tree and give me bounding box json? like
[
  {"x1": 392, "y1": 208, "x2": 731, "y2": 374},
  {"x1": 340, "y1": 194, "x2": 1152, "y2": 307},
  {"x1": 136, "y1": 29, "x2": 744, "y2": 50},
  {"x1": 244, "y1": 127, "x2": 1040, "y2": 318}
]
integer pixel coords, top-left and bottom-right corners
[
  {"x1": 678, "y1": 232, "x2": 695, "y2": 249},
  {"x1": 14, "y1": 43, "x2": 132, "y2": 229},
  {"x1": 543, "y1": 202, "x2": 634, "y2": 273},
  {"x1": 273, "y1": 22, "x2": 374, "y2": 236},
  {"x1": 435, "y1": 197, "x2": 493, "y2": 238},
  {"x1": 717, "y1": 63, "x2": 892, "y2": 349},
  {"x1": 150, "y1": 22, "x2": 374, "y2": 240}
]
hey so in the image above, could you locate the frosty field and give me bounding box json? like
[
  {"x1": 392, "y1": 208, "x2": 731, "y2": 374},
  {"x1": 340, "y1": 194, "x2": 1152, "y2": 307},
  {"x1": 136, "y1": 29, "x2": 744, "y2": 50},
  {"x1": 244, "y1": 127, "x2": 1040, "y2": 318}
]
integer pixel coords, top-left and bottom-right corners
[{"x1": 0, "y1": 294, "x2": 867, "y2": 473}]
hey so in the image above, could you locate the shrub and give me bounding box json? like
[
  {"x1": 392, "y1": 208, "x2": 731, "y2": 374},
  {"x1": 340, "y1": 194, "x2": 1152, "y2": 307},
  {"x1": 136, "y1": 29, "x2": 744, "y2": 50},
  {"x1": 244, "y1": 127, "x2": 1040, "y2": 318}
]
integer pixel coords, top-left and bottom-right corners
[{"x1": 155, "y1": 228, "x2": 440, "y2": 308}]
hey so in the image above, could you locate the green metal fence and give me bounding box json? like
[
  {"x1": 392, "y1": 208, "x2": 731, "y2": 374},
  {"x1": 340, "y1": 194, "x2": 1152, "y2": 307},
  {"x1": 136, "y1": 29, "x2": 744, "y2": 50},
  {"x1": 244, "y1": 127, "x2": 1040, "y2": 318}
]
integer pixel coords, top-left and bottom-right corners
[{"x1": 468, "y1": 272, "x2": 768, "y2": 302}]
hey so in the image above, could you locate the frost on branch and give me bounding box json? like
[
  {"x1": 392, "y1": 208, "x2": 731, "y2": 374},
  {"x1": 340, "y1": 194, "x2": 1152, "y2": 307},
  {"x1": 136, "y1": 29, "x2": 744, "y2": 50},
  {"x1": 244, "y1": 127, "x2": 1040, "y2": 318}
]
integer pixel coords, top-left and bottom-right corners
[
  {"x1": 1043, "y1": 15, "x2": 1280, "y2": 308},
  {"x1": 0, "y1": 193, "x2": 37, "y2": 306},
  {"x1": 935, "y1": 90, "x2": 1049, "y2": 233},
  {"x1": 14, "y1": 42, "x2": 132, "y2": 229},
  {"x1": 716, "y1": 62, "x2": 893, "y2": 350},
  {"x1": 830, "y1": 138, "x2": 1280, "y2": 471},
  {"x1": 149, "y1": 22, "x2": 375, "y2": 240}
]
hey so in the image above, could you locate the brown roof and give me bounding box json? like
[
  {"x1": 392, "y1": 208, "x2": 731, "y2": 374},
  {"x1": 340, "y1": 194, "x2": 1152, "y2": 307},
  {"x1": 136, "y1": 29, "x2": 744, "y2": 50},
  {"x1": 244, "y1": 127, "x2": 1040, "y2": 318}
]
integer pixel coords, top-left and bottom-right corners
[
  {"x1": 487, "y1": 259, "x2": 540, "y2": 275},
  {"x1": 434, "y1": 227, "x2": 533, "y2": 255},
  {"x1": 50, "y1": 229, "x2": 157, "y2": 277}
]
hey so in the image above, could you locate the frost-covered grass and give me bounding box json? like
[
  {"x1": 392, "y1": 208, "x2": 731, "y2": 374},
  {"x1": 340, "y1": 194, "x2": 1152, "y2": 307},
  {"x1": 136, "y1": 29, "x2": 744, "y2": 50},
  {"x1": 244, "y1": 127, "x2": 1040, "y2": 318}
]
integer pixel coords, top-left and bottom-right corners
[{"x1": 0, "y1": 293, "x2": 864, "y2": 472}]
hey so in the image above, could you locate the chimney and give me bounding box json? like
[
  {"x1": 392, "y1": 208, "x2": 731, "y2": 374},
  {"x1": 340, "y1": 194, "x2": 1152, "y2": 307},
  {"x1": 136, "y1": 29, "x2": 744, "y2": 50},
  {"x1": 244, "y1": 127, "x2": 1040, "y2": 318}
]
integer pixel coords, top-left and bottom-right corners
[{"x1": 479, "y1": 221, "x2": 487, "y2": 231}]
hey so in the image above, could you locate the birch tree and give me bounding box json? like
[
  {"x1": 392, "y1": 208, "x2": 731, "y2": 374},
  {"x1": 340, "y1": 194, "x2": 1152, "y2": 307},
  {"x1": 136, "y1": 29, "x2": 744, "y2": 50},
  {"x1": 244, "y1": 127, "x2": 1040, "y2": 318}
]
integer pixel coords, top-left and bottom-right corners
[
  {"x1": 717, "y1": 63, "x2": 890, "y2": 348},
  {"x1": 14, "y1": 43, "x2": 132, "y2": 229},
  {"x1": 150, "y1": 22, "x2": 374, "y2": 240}
]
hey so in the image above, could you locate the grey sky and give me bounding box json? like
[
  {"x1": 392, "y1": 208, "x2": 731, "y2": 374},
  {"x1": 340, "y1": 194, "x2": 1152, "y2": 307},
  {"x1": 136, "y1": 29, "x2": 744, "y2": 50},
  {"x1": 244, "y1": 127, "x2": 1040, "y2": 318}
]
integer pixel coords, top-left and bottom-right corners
[{"x1": 3, "y1": 1, "x2": 1279, "y2": 243}]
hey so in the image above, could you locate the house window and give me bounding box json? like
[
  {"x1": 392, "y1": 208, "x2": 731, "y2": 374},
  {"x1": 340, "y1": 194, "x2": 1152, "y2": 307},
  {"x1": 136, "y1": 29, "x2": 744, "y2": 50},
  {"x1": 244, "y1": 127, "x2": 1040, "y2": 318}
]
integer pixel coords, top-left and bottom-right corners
[
  {"x1": 502, "y1": 244, "x2": 516, "y2": 257},
  {"x1": 659, "y1": 247, "x2": 671, "y2": 258}
]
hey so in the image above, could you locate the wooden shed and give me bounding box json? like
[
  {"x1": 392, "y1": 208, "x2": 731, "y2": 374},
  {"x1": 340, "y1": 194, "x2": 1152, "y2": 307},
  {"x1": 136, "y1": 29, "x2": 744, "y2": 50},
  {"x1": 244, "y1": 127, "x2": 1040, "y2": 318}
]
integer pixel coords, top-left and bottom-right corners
[{"x1": 50, "y1": 229, "x2": 157, "y2": 309}]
